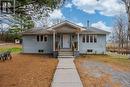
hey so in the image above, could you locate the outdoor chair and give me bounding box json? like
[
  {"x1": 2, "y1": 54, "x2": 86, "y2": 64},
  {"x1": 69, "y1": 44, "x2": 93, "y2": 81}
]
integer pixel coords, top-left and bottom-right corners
[{"x1": 0, "y1": 51, "x2": 12, "y2": 61}]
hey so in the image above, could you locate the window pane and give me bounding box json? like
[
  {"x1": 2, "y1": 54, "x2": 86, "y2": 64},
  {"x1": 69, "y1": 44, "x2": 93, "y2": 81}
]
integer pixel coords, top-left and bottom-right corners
[
  {"x1": 90, "y1": 35, "x2": 93, "y2": 43},
  {"x1": 86, "y1": 35, "x2": 89, "y2": 42},
  {"x1": 94, "y1": 35, "x2": 97, "y2": 43},
  {"x1": 37, "y1": 35, "x2": 39, "y2": 42},
  {"x1": 82, "y1": 35, "x2": 85, "y2": 43},
  {"x1": 44, "y1": 36, "x2": 47, "y2": 42},
  {"x1": 41, "y1": 35, "x2": 43, "y2": 41}
]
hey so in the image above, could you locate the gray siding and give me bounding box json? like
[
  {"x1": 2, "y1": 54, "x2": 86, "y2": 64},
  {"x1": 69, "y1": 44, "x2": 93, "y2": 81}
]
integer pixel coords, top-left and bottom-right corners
[
  {"x1": 22, "y1": 35, "x2": 53, "y2": 53},
  {"x1": 22, "y1": 34, "x2": 106, "y2": 54},
  {"x1": 79, "y1": 34, "x2": 106, "y2": 54}
]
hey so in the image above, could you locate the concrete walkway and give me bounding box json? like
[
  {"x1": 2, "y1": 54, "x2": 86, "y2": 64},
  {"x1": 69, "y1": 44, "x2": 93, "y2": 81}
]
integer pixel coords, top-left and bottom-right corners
[{"x1": 51, "y1": 58, "x2": 83, "y2": 87}]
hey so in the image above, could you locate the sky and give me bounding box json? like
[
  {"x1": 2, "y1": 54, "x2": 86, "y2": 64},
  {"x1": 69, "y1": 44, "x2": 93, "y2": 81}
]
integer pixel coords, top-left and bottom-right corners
[
  {"x1": 0, "y1": 0, "x2": 126, "y2": 32},
  {"x1": 46, "y1": 0, "x2": 126, "y2": 32}
]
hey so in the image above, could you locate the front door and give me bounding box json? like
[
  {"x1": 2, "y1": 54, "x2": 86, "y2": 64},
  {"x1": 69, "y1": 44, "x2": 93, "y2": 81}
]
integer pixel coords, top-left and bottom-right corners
[{"x1": 63, "y1": 34, "x2": 70, "y2": 48}]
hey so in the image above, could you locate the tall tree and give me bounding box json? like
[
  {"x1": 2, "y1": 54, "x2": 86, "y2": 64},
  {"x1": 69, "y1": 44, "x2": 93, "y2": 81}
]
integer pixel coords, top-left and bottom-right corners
[
  {"x1": 112, "y1": 15, "x2": 128, "y2": 52},
  {"x1": 122, "y1": 0, "x2": 130, "y2": 58},
  {"x1": 1, "y1": 0, "x2": 66, "y2": 16},
  {"x1": 122, "y1": 0, "x2": 130, "y2": 38}
]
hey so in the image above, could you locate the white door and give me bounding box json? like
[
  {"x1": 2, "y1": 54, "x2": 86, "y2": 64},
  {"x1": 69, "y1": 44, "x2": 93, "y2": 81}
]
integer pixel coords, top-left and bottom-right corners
[{"x1": 63, "y1": 34, "x2": 70, "y2": 48}]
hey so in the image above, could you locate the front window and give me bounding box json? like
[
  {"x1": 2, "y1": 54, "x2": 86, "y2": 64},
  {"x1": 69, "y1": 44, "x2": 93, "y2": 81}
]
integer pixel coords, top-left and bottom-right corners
[
  {"x1": 86, "y1": 35, "x2": 89, "y2": 43},
  {"x1": 93, "y1": 35, "x2": 97, "y2": 43},
  {"x1": 40, "y1": 35, "x2": 43, "y2": 41},
  {"x1": 37, "y1": 35, "x2": 40, "y2": 42},
  {"x1": 44, "y1": 35, "x2": 48, "y2": 42},
  {"x1": 90, "y1": 35, "x2": 93, "y2": 43},
  {"x1": 82, "y1": 35, "x2": 85, "y2": 43}
]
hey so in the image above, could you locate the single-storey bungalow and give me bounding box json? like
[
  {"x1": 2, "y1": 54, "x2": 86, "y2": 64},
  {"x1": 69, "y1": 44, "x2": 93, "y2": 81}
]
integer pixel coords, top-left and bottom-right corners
[{"x1": 22, "y1": 21, "x2": 110, "y2": 58}]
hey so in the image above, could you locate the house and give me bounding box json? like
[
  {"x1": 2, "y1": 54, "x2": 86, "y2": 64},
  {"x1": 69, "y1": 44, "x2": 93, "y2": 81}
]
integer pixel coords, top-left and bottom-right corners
[{"x1": 22, "y1": 21, "x2": 110, "y2": 58}]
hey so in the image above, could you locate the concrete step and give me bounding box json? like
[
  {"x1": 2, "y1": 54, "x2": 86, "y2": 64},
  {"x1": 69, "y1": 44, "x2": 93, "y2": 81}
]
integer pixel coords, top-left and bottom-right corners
[
  {"x1": 58, "y1": 54, "x2": 73, "y2": 56},
  {"x1": 59, "y1": 51, "x2": 73, "y2": 54},
  {"x1": 58, "y1": 56, "x2": 74, "y2": 58},
  {"x1": 60, "y1": 48, "x2": 72, "y2": 51},
  {"x1": 58, "y1": 51, "x2": 73, "y2": 56}
]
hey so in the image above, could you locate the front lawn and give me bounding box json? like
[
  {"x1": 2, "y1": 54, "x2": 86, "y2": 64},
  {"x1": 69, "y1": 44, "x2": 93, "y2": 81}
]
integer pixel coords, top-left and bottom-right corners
[
  {"x1": 0, "y1": 44, "x2": 22, "y2": 53},
  {"x1": 0, "y1": 54, "x2": 58, "y2": 87}
]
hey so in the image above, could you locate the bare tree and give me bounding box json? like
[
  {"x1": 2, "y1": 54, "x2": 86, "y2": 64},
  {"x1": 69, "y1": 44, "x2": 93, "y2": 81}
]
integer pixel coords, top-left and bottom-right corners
[
  {"x1": 122, "y1": 0, "x2": 130, "y2": 58},
  {"x1": 122, "y1": 0, "x2": 130, "y2": 38},
  {"x1": 113, "y1": 15, "x2": 128, "y2": 54}
]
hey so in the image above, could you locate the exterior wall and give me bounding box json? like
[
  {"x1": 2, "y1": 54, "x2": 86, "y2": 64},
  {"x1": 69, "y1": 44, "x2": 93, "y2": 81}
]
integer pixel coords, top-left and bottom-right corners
[
  {"x1": 22, "y1": 34, "x2": 107, "y2": 54},
  {"x1": 79, "y1": 34, "x2": 106, "y2": 54},
  {"x1": 22, "y1": 35, "x2": 53, "y2": 54}
]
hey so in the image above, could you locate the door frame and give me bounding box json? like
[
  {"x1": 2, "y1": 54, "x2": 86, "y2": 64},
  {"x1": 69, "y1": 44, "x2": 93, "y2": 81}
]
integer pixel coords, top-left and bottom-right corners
[{"x1": 62, "y1": 34, "x2": 70, "y2": 48}]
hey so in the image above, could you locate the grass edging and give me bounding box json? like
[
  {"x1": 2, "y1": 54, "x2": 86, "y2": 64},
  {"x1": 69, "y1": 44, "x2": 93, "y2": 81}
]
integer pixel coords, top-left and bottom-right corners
[{"x1": 49, "y1": 58, "x2": 59, "y2": 87}]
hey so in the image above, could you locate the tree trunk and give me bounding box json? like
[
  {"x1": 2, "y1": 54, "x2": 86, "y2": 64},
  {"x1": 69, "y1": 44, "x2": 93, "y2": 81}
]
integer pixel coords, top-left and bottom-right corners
[{"x1": 128, "y1": 11, "x2": 130, "y2": 59}]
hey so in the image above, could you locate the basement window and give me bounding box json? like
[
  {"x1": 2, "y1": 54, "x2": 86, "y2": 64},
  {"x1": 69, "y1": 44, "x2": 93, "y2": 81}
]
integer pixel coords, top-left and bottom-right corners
[
  {"x1": 87, "y1": 49, "x2": 93, "y2": 52},
  {"x1": 38, "y1": 50, "x2": 44, "y2": 53}
]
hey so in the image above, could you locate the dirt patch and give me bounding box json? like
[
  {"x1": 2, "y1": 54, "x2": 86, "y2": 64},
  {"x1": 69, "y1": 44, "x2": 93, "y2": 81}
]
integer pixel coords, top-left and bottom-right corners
[
  {"x1": 0, "y1": 54, "x2": 58, "y2": 87},
  {"x1": 75, "y1": 55, "x2": 130, "y2": 87},
  {"x1": 0, "y1": 43, "x2": 21, "y2": 48}
]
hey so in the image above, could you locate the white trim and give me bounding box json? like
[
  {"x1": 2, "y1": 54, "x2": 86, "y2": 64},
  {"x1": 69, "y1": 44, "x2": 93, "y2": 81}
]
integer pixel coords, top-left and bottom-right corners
[
  {"x1": 53, "y1": 31, "x2": 55, "y2": 51},
  {"x1": 77, "y1": 33, "x2": 79, "y2": 51},
  {"x1": 47, "y1": 21, "x2": 86, "y2": 31}
]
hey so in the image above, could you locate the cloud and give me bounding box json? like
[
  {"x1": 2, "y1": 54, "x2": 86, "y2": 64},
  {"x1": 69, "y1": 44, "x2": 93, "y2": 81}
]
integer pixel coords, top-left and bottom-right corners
[
  {"x1": 76, "y1": 22, "x2": 84, "y2": 26},
  {"x1": 72, "y1": 0, "x2": 126, "y2": 16},
  {"x1": 91, "y1": 21, "x2": 112, "y2": 32},
  {"x1": 49, "y1": 9, "x2": 64, "y2": 19},
  {"x1": 65, "y1": 3, "x2": 73, "y2": 8}
]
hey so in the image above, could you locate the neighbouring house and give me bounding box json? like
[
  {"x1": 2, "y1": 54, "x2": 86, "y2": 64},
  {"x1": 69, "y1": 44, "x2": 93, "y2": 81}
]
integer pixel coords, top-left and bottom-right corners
[{"x1": 22, "y1": 21, "x2": 110, "y2": 58}]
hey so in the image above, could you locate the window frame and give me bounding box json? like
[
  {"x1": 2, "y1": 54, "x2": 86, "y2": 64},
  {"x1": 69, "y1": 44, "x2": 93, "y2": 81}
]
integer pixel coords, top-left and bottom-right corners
[
  {"x1": 90, "y1": 35, "x2": 93, "y2": 43},
  {"x1": 82, "y1": 34, "x2": 85, "y2": 43},
  {"x1": 86, "y1": 35, "x2": 89, "y2": 43},
  {"x1": 44, "y1": 35, "x2": 48, "y2": 42},
  {"x1": 40, "y1": 35, "x2": 43, "y2": 41},
  {"x1": 93, "y1": 35, "x2": 97, "y2": 43},
  {"x1": 37, "y1": 35, "x2": 40, "y2": 42}
]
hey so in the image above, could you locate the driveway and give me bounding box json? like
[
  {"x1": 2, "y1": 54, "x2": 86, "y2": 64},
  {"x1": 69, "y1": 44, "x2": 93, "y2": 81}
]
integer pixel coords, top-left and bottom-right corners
[{"x1": 81, "y1": 61, "x2": 130, "y2": 87}]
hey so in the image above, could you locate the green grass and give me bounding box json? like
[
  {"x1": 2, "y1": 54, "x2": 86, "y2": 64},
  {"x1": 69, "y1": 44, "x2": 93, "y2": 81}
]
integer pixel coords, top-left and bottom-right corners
[{"x1": 0, "y1": 47, "x2": 22, "y2": 53}]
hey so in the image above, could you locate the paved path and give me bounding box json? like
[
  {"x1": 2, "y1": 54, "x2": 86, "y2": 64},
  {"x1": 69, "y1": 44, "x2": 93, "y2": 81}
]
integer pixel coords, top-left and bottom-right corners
[{"x1": 51, "y1": 58, "x2": 83, "y2": 87}]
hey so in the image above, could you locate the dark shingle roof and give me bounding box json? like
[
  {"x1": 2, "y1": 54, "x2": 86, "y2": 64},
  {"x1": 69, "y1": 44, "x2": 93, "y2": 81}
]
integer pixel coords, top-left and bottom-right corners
[{"x1": 22, "y1": 21, "x2": 110, "y2": 35}]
